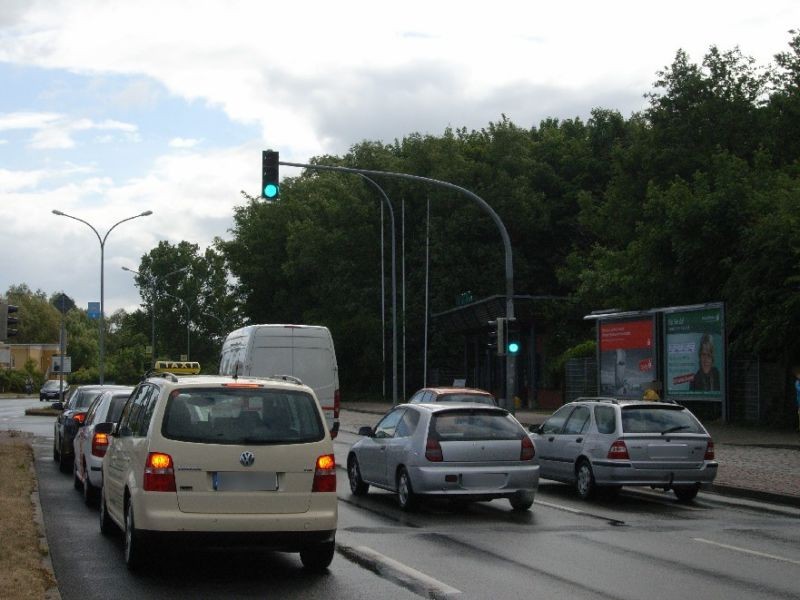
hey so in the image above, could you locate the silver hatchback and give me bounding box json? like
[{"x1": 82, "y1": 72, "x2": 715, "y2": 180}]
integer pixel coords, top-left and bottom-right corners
[
  {"x1": 532, "y1": 397, "x2": 717, "y2": 501},
  {"x1": 348, "y1": 403, "x2": 539, "y2": 511}
]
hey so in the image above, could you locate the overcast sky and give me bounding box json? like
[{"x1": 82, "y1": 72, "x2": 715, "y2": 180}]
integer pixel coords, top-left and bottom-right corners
[{"x1": 1, "y1": 0, "x2": 798, "y2": 316}]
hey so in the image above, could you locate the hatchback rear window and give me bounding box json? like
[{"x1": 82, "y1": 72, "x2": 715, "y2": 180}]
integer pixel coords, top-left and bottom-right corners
[
  {"x1": 437, "y1": 393, "x2": 496, "y2": 405},
  {"x1": 621, "y1": 406, "x2": 704, "y2": 434},
  {"x1": 72, "y1": 389, "x2": 102, "y2": 409},
  {"x1": 162, "y1": 387, "x2": 325, "y2": 444},
  {"x1": 431, "y1": 410, "x2": 523, "y2": 441}
]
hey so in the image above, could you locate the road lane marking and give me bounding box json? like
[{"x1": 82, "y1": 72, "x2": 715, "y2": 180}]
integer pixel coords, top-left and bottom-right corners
[
  {"x1": 535, "y1": 499, "x2": 626, "y2": 526},
  {"x1": 338, "y1": 544, "x2": 461, "y2": 598},
  {"x1": 692, "y1": 538, "x2": 800, "y2": 566}
]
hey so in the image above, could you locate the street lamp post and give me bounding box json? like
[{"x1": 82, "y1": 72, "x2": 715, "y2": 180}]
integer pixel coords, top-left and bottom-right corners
[
  {"x1": 52, "y1": 209, "x2": 153, "y2": 384},
  {"x1": 122, "y1": 265, "x2": 189, "y2": 365}
]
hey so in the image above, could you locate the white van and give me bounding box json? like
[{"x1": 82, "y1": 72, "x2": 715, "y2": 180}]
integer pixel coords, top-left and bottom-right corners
[{"x1": 219, "y1": 325, "x2": 340, "y2": 437}]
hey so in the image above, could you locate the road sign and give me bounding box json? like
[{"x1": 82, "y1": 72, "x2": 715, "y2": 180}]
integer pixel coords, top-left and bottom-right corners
[
  {"x1": 51, "y1": 355, "x2": 72, "y2": 374},
  {"x1": 88, "y1": 302, "x2": 100, "y2": 320}
]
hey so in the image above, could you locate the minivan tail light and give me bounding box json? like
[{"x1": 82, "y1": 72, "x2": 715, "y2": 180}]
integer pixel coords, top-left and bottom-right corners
[
  {"x1": 607, "y1": 439, "x2": 630, "y2": 460},
  {"x1": 91, "y1": 432, "x2": 110, "y2": 457},
  {"x1": 704, "y1": 440, "x2": 715, "y2": 460},
  {"x1": 73, "y1": 412, "x2": 86, "y2": 424},
  {"x1": 521, "y1": 436, "x2": 535, "y2": 460},
  {"x1": 312, "y1": 454, "x2": 336, "y2": 492},
  {"x1": 425, "y1": 437, "x2": 443, "y2": 462},
  {"x1": 143, "y1": 452, "x2": 176, "y2": 492}
]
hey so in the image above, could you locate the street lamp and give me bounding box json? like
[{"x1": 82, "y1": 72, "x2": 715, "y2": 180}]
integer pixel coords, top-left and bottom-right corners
[
  {"x1": 52, "y1": 209, "x2": 152, "y2": 384},
  {"x1": 122, "y1": 265, "x2": 190, "y2": 365}
]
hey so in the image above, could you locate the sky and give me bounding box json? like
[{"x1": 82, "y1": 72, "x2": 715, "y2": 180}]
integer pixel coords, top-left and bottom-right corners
[{"x1": 1, "y1": 0, "x2": 798, "y2": 316}]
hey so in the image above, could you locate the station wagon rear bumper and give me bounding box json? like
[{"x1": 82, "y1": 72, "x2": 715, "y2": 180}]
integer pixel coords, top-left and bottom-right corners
[{"x1": 593, "y1": 460, "x2": 718, "y2": 486}]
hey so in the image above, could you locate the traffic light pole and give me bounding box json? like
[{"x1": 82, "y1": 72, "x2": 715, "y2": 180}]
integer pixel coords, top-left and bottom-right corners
[{"x1": 279, "y1": 161, "x2": 516, "y2": 412}]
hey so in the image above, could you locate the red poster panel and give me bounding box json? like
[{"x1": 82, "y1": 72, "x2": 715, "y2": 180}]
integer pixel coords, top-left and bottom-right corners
[{"x1": 599, "y1": 320, "x2": 654, "y2": 351}]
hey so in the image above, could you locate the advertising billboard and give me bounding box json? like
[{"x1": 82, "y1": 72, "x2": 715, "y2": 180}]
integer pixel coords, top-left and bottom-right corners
[
  {"x1": 664, "y1": 305, "x2": 724, "y2": 402},
  {"x1": 598, "y1": 317, "x2": 656, "y2": 399}
]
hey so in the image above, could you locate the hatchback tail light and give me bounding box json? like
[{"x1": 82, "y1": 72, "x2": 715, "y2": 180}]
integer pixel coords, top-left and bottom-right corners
[
  {"x1": 143, "y1": 452, "x2": 176, "y2": 492},
  {"x1": 704, "y1": 440, "x2": 715, "y2": 460},
  {"x1": 607, "y1": 439, "x2": 630, "y2": 460},
  {"x1": 520, "y1": 436, "x2": 535, "y2": 461},
  {"x1": 91, "y1": 432, "x2": 110, "y2": 457},
  {"x1": 312, "y1": 454, "x2": 336, "y2": 492},
  {"x1": 425, "y1": 437, "x2": 443, "y2": 462},
  {"x1": 73, "y1": 412, "x2": 86, "y2": 425}
]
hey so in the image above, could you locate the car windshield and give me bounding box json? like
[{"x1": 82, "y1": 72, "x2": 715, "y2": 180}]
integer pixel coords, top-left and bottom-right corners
[
  {"x1": 42, "y1": 381, "x2": 62, "y2": 391},
  {"x1": 162, "y1": 387, "x2": 325, "y2": 445},
  {"x1": 107, "y1": 394, "x2": 131, "y2": 422},
  {"x1": 430, "y1": 409, "x2": 523, "y2": 441},
  {"x1": 438, "y1": 393, "x2": 495, "y2": 405},
  {"x1": 621, "y1": 406, "x2": 704, "y2": 434}
]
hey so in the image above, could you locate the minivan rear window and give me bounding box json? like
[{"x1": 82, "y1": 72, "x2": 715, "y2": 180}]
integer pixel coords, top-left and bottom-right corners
[
  {"x1": 621, "y1": 406, "x2": 704, "y2": 434},
  {"x1": 431, "y1": 409, "x2": 523, "y2": 441},
  {"x1": 162, "y1": 388, "x2": 325, "y2": 445}
]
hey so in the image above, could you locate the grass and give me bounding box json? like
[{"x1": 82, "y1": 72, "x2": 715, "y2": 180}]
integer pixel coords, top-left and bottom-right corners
[{"x1": 0, "y1": 432, "x2": 56, "y2": 599}]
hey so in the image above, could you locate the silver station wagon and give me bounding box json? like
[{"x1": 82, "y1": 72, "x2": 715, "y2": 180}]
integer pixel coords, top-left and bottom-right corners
[
  {"x1": 348, "y1": 403, "x2": 539, "y2": 511},
  {"x1": 532, "y1": 397, "x2": 717, "y2": 501}
]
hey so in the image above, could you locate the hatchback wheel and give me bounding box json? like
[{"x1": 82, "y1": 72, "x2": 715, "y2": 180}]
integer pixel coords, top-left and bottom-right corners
[
  {"x1": 576, "y1": 460, "x2": 596, "y2": 500},
  {"x1": 397, "y1": 467, "x2": 417, "y2": 511},
  {"x1": 58, "y1": 445, "x2": 71, "y2": 474},
  {"x1": 347, "y1": 455, "x2": 369, "y2": 496},
  {"x1": 300, "y1": 541, "x2": 335, "y2": 571},
  {"x1": 124, "y1": 502, "x2": 147, "y2": 570},
  {"x1": 673, "y1": 484, "x2": 700, "y2": 502},
  {"x1": 509, "y1": 491, "x2": 534, "y2": 511},
  {"x1": 73, "y1": 469, "x2": 82, "y2": 491},
  {"x1": 83, "y1": 470, "x2": 99, "y2": 506}
]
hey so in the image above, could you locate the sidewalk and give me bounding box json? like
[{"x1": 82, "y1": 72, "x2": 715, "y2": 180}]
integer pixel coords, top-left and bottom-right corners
[{"x1": 340, "y1": 401, "x2": 800, "y2": 508}]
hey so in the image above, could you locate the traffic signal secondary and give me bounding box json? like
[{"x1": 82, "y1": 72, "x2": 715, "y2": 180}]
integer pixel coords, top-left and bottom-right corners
[
  {"x1": 0, "y1": 302, "x2": 19, "y2": 341},
  {"x1": 488, "y1": 318, "x2": 507, "y2": 356},
  {"x1": 261, "y1": 150, "x2": 280, "y2": 199}
]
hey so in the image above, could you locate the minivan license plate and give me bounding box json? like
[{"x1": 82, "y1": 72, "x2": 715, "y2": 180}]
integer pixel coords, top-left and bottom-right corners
[{"x1": 213, "y1": 471, "x2": 278, "y2": 491}]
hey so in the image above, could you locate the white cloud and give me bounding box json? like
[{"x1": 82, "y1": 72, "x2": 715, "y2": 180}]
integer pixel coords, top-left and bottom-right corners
[
  {"x1": 0, "y1": 111, "x2": 139, "y2": 149},
  {"x1": 169, "y1": 137, "x2": 201, "y2": 149}
]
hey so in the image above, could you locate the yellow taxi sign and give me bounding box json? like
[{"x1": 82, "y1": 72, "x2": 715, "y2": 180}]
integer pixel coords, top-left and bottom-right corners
[{"x1": 154, "y1": 360, "x2": 201, "y2": 375}]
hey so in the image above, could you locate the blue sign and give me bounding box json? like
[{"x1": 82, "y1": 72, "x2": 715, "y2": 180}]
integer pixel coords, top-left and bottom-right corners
[{"x1": 88, "y1": 302, "x2": 101, "y2": 320}]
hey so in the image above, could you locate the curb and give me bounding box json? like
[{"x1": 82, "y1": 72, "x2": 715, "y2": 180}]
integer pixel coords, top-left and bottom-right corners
[
  {"x1": 708, "y1": 484, "x2": 800, "y2": 509},
  {"x1": 29, "y1": 442, "x2": 62, "y2": 600}
]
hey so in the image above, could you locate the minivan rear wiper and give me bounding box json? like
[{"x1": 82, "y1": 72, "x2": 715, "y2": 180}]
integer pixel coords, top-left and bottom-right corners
[{"x1": 661, "y1": 425, "x2": 690, "y2": 435}]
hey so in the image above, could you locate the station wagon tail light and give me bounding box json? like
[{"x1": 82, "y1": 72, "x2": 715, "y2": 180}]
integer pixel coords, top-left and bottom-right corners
[
  {"x1": 73, "y1": 412, "x2": 86, "y2": 424},
  {"x1": 425, "y1": 437, "x2": 443, "y2": 462},
  {"x1": 91, "y1": 432, "x2": 110, "y2": 457},
  {"x1": 704, "y1": 440, "x2": 715, "y2": 460},
  {"x1": 607, "y1": 439, "x2": 630, "y2": 460},
  {"x1": 312, "y1": 454, "x2": 336, "y2": 492},
  {"x1": 521, "y1": 436, "x2": 535, "y2": 460},
  {"x1": 143, "y1": 452, "x2": 176, "y2": 492}
]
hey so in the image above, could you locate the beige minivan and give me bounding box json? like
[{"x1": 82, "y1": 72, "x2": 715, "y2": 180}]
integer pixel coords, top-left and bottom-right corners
[{"x1": 98, "y1": 372, "x2": 337, "y2": 571}]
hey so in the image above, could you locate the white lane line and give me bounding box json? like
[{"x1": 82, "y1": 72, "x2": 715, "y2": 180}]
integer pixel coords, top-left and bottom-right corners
[
  {"x1": 534, "y1": 499, "x2": 586, "y2": 514},
  {"x1": 693, "y1": 538, "x2": 800, "y2": 566},
  {"x1": 338, "y1": 544, "x2": 462, "y2": 597}
]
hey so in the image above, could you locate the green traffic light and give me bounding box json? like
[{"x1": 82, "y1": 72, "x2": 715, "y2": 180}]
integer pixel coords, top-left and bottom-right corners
[
  {"x1": 264, "y1": 183, "x2": 279, "y2": 198},
  {"x1": 507, "y1": 342, "x2": 520, "y2": 354}
]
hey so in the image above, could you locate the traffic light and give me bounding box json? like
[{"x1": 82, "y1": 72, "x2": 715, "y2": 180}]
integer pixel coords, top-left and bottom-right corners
[
  {"x1": 0, "y1": 302, "x2": 19, "y2": 341},
  {"x1": 487, "y1": 317, "x2": 507, "y2": 356},
  {"x1": 261, "y1": 150, "x2": 280, "y2": 199},
  {"x1": 506, "y1": 318, "x2": 520, "y2": 354}
]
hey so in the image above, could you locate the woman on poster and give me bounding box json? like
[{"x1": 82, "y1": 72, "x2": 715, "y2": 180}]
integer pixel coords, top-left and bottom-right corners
[{"x1": 689, "y1": 333, "x2": 720, "y2": 391}]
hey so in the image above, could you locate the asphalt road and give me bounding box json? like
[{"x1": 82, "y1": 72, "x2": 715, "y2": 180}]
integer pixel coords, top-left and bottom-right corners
[{"x1": 6, "y1": 397, "x2": 800, "y2": 599}]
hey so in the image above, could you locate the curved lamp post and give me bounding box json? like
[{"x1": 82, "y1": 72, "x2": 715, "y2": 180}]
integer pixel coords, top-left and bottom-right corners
[
  {"x1": 52, "y1": 209, "x2": 153, "y2": 383},
  {"x1": 122, "y1": 265, "x2": 190, "y2": 365}
]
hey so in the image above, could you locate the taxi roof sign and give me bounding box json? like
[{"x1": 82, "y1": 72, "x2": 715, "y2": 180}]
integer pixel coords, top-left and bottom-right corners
[{"x1": 154, "y1": 360, "x2": 201, "y2": 375}]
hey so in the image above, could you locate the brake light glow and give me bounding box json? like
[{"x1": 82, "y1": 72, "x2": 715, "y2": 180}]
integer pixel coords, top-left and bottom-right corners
[
  {"x1": 521, "y1": 436, "x2": 535, "y2": 460},
  {"x1": 72, "y1": 413, "x2": 86, "y2": 424},
  {"x1": 221, "y1": 383, "x2": 262, "y2": 388},
  {"x1": 143, "y1": 452, "x2": 176, "y2": 492},
  {"x1": 425, "y1": 437, "x2": 443, "y2": 462},
  {"x1": 704, "y1": 440, "x2": 715, "y2": 460},
  {"x1": 607, "y1": 439, "x2": 630, "y2": 460},
  {"x1": 91, "y1": 432, "x2": 109, "y2": 457},
  {"x1": 312, "y1": 453, "x2": 336, "y2": 492}
]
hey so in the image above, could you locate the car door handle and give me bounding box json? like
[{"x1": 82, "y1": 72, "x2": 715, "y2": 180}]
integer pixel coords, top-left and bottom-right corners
[
  {"x1": 547, "y1": 436, "x2": 555, "y2": 442},
  {"x1": 575, "y1": 437, "x2": 583, "y2": 443},
  {"x1": 379, "y1": 446, "x2": 386, "y2": 451}
]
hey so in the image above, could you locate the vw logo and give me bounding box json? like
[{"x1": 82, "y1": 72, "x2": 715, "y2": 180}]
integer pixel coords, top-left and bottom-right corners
[{"x1": 239, "y1": 451, "x2": 255, "y2": 467}]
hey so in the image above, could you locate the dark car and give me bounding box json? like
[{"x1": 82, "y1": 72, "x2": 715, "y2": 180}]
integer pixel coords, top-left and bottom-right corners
[
  {"x1": 40, "y1": 379, "x2": 69, "y2": 402},
  {"x1": 52, "y1": 385, "x2": 129, "y2": 473}
]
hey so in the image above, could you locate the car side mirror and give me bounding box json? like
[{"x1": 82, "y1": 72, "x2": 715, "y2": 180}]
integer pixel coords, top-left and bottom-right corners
[
  {"x1": 51, "y1": 402, "x2": 64, "y2": 411},
  {"x1": 529, "y1": 424, "x2": 543, "y2": 434},
  {"x1": 357, "y1": 426, "x2": 375, "y2": 437},
  {"x1": 95, "y1": 421, "x2": 116, "y2": 436}
]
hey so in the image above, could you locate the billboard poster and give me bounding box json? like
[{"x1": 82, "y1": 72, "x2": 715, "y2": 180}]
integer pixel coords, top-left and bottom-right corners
[
  {"x1": 598, "y1": 318, "x2": 655, "y2": 399},
  {"x1": 664, "y1": 306, "x2": 724, "y2": 401}
]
